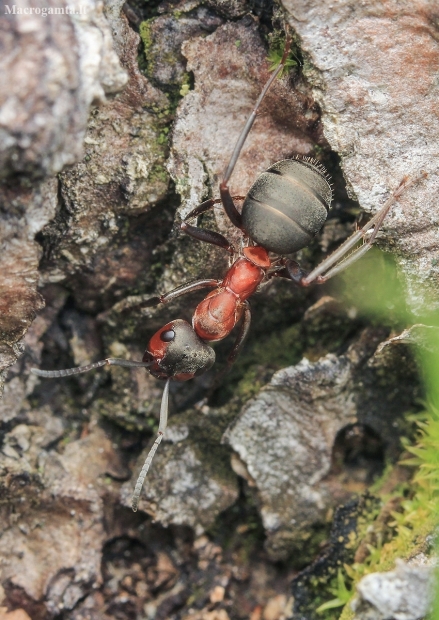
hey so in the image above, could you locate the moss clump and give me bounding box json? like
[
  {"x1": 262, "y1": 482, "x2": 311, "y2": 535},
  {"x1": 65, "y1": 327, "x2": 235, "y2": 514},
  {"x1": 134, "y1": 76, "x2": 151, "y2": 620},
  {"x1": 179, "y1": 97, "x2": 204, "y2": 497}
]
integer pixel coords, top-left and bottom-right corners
[
  {"x1": 147, "y1": 164, "x2": 169, "y2": 184},
  {"x1": 138, "y1": 18, "x2": 192, "y2": 106},
  {"x1": 139, "y1": 19, "x2": 153, "y2": 63},
  {"x1": 267, "y1": 29, "x2": 303, "y2": 76},
  {"x1": 291, "y1": 495, "x2": 380, "y2": 619}
]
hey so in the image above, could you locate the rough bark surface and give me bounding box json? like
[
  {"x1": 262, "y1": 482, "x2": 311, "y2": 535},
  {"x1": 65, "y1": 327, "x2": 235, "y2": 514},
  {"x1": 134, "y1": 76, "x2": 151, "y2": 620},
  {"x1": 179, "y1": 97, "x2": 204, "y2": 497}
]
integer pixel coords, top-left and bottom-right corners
[{"x1": 0, "y1": 0, "x2": 128, "y2": 388}]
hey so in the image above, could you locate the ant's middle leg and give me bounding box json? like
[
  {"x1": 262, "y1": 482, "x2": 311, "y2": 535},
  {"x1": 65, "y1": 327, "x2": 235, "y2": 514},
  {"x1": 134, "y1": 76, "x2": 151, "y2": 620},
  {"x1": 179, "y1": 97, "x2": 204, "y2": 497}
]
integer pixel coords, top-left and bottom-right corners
[
  {"x1": 181, "y1": 196, "x2": 245, "y2": 253},
  {"x1": 181, "y1": 221, "x2": 234, "y2": 254},
  {"x1": 144, "y1": 279, "x2": 222, "y2": 307}
]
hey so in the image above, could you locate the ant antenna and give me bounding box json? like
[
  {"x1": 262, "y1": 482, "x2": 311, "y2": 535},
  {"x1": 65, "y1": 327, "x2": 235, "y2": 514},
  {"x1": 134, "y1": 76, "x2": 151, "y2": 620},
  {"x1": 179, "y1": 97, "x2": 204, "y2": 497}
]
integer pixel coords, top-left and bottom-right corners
[
  {"x1": 31, "y1": 358, "x2": 154, "y2": 378},
  {"x1": 132, "y1": 378, "x2": 170, "y2": 512}
]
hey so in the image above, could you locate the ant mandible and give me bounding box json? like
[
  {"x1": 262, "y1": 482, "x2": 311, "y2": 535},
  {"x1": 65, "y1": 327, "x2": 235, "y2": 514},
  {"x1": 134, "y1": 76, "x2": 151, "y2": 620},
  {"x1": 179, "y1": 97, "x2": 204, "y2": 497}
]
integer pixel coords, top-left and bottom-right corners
[{"x1": 32, "y1": 32, "x2": 426, "y2": 511}]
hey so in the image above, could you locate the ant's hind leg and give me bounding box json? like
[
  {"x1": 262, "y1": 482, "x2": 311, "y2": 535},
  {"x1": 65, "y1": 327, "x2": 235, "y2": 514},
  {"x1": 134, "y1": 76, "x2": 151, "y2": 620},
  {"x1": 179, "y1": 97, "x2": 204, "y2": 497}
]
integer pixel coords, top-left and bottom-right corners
[
  {"x1": 301, "y1": 171, "x2": 427, "y2": 285},
  {"x1": 274, "y1": 171, "x2": 427, "y2": 287},
  {"x1": 219, "y1": 32, "x2": 292, "y2": 228},
  {"x1": 219, "y1": 184, "x2": 244, "y2": 230},
  {"x1": 273, "y1": 260, "x2": 324, "y2": 287}
]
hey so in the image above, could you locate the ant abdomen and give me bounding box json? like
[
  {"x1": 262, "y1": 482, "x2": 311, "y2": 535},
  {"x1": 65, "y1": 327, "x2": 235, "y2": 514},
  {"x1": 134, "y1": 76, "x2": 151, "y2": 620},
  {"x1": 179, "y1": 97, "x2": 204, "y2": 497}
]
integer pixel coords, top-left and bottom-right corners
[{"x1": 241, "y1": 158, "x2": 333, "y2": 254}]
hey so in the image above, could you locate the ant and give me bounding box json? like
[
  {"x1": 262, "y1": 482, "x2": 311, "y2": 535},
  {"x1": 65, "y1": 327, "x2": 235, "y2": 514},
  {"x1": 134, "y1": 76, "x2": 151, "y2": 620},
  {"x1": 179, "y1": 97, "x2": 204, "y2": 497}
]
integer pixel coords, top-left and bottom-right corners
[{"x1": 32, "y1": 32, "x2": 426, "y2": 512}]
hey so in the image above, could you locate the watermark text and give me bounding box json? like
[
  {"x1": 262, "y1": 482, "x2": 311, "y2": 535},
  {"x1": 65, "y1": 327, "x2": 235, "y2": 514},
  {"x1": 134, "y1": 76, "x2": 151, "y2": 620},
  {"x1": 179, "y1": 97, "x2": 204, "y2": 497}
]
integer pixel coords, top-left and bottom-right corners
[{"x1": 5, "y1": 4, "x2": 89, "y2": 15}]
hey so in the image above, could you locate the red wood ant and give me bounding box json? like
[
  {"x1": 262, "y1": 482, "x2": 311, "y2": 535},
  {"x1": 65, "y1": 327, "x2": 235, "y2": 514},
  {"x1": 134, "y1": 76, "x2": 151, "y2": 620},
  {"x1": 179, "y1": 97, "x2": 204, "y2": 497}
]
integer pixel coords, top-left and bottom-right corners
[{"x1": 32, "y1": 33, "x2": 426, "y2": 511}]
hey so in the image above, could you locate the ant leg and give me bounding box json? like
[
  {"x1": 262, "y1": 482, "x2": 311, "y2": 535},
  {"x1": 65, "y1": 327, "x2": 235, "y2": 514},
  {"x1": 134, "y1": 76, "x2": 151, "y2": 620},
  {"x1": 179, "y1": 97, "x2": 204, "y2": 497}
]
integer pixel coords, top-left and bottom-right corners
[
  {"x1": 207, "y1": 302, "x2": 252, "y2": 396},
  {"x1": 184, "y1": 196, "x2": 246, "y2": 220},
  {"x1": 103, "y1": 279, "x2": 220, "y2": 316},
  {"x1": 184, "y1": 196, "x2": 245, "y2": 222},
  {"x1": 226, "y1": 301, "x2": 252, "y2": 369},
  {"x1": 185, "y1": 198, "x2": 223, "y2": 220},
  {"x1": 221, "y1": 33, "x2": 292, "y2": 189},
  {"x1": 181, "y1": 222, "x2": 234, "y2": 254},
  {"x1": 181, "y1": 196, "x2": 245, "y2": 252},
  {"x1": 273, "y1": 260, "x2": 322, "y2": 287},
  {"x1": 157, "y1": 279, "x2": 220, "y2": 305},
  {"x1": 301, "y1": 172, "x2": 427, "y2": 285},
  {"x1": 219, "y1": 184, "x2": 244, "y2": 229},
  {"x1": 219, "y1": 34, "x2": 292, "y2": 228},
  {"x1": 132, "y1": 378, "x2": 170, "y2": 512}
]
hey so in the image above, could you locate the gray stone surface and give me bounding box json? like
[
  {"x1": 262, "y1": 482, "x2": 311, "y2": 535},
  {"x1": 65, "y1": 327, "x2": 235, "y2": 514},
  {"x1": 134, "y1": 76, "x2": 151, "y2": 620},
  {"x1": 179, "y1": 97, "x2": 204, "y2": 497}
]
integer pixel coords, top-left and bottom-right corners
[
  {"x1": 121, "y1": 406, "x2": 239, "y2": 532},
  {"x1": 0, "y1": 179, "x2": 57, "y2": 388},
  {"x1": 38, "y1": 7, "x2": 171, "y2": 312},
  {"x1": 223, "y1": 326, "x2": 419, "y2": 559},
  {"x1": 282, "y1": 0, "x2": 439, "y2": 312},
  {"x1": 0, "y1": 415, "x2": 126, "y2": 616},
  {"x1": 0, "y1": 0, "x2": 128, "y2": 392},
  {"x1": 351, "y1": 559, "x2": 435, "y2": 620},
  {"x1": 0, "y1": 0, "x2": 127, "y2": 179}
]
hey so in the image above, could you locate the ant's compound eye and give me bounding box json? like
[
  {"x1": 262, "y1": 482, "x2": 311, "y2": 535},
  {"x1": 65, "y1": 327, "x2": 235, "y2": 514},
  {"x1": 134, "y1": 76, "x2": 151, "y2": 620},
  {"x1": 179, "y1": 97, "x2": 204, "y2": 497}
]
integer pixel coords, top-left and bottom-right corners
[{"x1": 160, "y1": 330, "x2": 175, "y2": 342}]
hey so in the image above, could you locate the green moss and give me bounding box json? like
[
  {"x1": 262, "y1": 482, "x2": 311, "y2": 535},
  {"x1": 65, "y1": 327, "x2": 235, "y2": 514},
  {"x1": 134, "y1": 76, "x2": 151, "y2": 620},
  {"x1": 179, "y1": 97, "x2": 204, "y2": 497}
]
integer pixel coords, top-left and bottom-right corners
[
  {"x1": 138, "y1": 17, "x2": 193, "y2": 155},
  {"x1": 267, "y1": 29, "x2": 303, "y2": 76},
  {"x1": 96, "y1": 396, "x2": 157, "y2": 433},
  {"x1": 147, "y1": 164, "x2": 169, "y2": 184},
  {"x1": 179, "y1": 72, "x2": 191, "y2": 98},
  {"x1": 313, "y1": 403, "x2": 439, "y2": 619},
  {"x1": 139, "y1": 17, "x2": 191, "y2": 105},
  {"x1": 139, "y1": 20, "x2": 153, "y2": 61},
  {"x1": 338, "y1": 604, "x2": 355, "y2": 620}
]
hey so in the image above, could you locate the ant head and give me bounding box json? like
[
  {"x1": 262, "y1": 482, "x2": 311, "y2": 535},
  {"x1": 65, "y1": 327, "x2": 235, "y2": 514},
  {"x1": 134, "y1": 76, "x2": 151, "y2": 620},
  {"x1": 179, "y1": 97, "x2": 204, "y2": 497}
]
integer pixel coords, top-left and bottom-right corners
[{"x1": 144, "y1": 319, "x2": 215, "y2": 381}]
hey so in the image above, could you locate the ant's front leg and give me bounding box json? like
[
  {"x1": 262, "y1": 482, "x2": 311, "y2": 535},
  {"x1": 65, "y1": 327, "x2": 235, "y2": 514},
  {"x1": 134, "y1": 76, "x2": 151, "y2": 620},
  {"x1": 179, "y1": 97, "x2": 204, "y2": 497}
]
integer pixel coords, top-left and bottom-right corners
[
  {"x1": 204, "y1": 301, "x2": 252, "y2": 398},
  {"x1": 100, "y1": 279, "x2": 220, "y2": 317}
]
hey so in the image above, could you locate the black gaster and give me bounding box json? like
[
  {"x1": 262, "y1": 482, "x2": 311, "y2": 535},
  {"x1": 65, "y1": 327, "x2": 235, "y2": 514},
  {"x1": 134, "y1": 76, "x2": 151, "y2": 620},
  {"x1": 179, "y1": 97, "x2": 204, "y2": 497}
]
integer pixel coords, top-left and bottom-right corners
[{"x1": 242, "y1": 158, "x2": 333, "y2": 255}]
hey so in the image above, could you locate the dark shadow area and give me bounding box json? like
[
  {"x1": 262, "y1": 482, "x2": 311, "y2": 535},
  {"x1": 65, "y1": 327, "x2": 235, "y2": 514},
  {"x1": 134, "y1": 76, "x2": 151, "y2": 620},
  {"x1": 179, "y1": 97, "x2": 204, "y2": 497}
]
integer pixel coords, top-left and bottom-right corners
[{"x1": 331, "y1": 423, "x2": 385, "y2": 484}]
